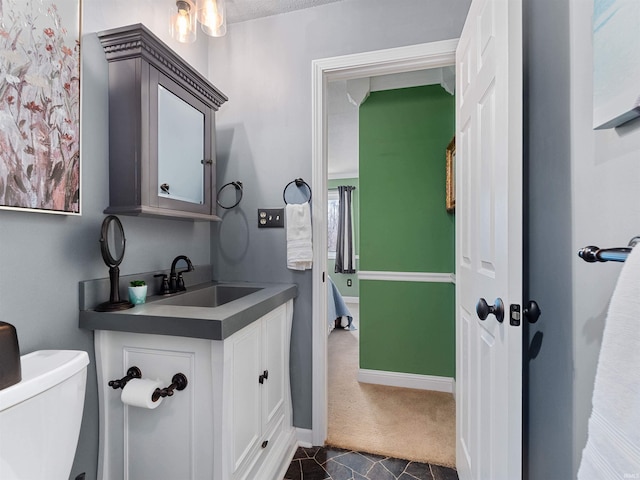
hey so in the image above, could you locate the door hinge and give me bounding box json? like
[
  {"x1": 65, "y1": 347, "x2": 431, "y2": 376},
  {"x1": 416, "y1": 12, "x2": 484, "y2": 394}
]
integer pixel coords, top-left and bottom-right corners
[{"x1": 509, "y1": 304, "x2": 521, "y2": 326}]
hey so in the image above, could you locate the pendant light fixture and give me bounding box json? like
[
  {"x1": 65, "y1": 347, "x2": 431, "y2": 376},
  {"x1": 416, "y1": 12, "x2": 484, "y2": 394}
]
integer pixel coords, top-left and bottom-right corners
[
  {"x1": 170, "y1": 0, "x2": 197, "y2": 44},
  {"x1": 196, "y1": 0, "x2": 227, "y2": 37}
]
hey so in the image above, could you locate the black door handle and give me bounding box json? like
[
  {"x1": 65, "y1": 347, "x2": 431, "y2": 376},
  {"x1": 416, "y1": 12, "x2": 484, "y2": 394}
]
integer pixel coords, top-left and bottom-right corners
[
  {"x1": 524, "y1": 300, "x2": 541, "y2": 324},
  {"x1": 476, "y1": 298, "x2": 504, "y2": 323}
]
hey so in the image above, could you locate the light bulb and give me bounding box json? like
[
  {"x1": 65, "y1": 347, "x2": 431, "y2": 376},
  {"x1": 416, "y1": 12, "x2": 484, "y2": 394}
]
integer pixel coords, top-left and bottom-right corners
[
  {"x1": 170, "y1": 0, "x2": 196, "y2": 43},
  {"x1": 197, "y1": 0, "x2": 227, "y2": 37}
]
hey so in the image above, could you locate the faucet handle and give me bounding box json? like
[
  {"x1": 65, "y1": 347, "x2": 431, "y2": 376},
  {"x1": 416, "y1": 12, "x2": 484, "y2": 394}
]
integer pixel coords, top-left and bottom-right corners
[
  {"x1": 176, "y1": 264, "x2": 193, "y2": 292},
  {"x1": 176, "y1": 273, "x2": 186, "y2": 292},
  {"x1": 154, "y1": 274, "x2": 170, "y2": 295}
]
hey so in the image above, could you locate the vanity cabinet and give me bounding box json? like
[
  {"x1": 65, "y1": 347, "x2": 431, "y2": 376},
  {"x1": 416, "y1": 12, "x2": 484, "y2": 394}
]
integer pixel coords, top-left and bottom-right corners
[
  {"x1": 98, "y1": 24, "x2": 227, "y2": 221},
  {"x1": 93, "y1": 300, "x2": 296, "y2": 480}
]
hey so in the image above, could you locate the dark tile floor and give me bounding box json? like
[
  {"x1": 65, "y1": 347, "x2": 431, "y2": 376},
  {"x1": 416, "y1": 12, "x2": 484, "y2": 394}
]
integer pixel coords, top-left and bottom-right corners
[{"x1": 284, "y1": 446, "x2": 459, "y2": 480}]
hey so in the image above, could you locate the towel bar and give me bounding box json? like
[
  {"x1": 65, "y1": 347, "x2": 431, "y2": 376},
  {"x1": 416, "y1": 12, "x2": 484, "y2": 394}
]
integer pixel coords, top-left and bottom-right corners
[
  {"x1": 283, "y1": 178, "x2": 312, "y2": 204},
  {"x1": 578, "y1": 236, "x2": 640, "y2": 263},
  {"x1": 216, "y1": 181, "x2": 243, "y2": 209}
]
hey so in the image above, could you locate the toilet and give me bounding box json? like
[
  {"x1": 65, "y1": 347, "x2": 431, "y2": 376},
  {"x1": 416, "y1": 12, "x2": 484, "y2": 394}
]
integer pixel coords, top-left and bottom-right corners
[{"x1": 0, "y1": 350, "x2": 89, "y2": 480}]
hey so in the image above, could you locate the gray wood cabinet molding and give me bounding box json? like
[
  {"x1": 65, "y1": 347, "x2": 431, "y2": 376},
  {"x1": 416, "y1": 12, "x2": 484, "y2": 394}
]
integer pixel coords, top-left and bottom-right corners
[{"x1": 99, "y1": 23, "x2": 227, "y2": 109}]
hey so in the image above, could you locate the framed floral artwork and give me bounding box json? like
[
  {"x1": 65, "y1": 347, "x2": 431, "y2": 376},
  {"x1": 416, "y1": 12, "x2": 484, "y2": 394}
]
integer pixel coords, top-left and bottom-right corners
[{"x1": 0, "y1": 0, "x2": 81, "y2": 214}]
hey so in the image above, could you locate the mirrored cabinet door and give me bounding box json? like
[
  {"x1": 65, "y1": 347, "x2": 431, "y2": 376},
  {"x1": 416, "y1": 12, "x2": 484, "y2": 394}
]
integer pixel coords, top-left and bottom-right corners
[
  {"x1": 150, "y1": 71, "x2": 213, "y2": 216},
  {"x1": 158, "y1": 85, "x2": 205, "y2": 205}
]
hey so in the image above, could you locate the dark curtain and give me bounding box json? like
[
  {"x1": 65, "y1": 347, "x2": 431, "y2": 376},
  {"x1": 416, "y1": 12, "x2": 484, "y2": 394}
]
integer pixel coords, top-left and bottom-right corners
[{"x1": 334, "y1": 185, "x2": 356, "y2": 274}]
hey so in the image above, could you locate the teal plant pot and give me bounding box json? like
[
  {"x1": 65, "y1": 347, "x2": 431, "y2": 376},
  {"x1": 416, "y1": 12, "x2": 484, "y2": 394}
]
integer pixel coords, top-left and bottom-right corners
[{"x1": 128, "y1": 285, "x2": 147, "y2": 305}]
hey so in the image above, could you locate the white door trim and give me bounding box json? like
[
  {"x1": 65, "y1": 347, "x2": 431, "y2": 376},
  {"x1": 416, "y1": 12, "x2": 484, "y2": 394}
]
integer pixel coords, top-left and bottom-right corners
[{"x1": 311, "y1": 39, "x2": 459, "y2": 446}]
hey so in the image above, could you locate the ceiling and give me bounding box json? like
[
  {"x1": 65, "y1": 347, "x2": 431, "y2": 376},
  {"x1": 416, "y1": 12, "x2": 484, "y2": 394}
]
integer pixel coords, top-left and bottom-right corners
[{"x1": 225, "y1": 0, "x2": 345, "y2": 24}]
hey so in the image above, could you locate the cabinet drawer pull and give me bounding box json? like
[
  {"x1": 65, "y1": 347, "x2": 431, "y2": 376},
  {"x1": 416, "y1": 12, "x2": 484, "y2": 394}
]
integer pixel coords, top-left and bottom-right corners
[{"x1": 261, "y1": 440, "x2": 268, "y2": 449}]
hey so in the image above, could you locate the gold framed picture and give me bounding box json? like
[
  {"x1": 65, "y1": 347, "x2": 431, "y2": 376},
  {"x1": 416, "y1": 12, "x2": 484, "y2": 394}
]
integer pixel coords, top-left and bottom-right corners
[{"x1": 446, "y1": 136, "x2": 455, "y2": 213}]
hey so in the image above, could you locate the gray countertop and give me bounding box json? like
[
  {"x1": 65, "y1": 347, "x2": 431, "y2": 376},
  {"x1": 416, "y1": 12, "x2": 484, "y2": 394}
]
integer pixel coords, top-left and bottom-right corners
[{"x1": 79, "y1": 281, "x2": 297, "y2": 340}]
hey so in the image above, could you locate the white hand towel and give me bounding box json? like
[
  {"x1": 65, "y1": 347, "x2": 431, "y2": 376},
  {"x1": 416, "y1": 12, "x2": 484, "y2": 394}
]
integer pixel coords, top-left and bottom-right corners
[
  {"x1": 286, "y1": 202, "x2": 313, "y2": 270},
  {"x1": 578, "y1": 245, "x2": 640, "y2": 480}
]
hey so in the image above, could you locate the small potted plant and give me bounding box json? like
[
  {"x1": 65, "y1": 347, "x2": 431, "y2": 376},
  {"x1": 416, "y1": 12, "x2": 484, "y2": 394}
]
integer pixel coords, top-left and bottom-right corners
[{"x1": 128, "y1": 280, "x2": 147, "y2": 305}]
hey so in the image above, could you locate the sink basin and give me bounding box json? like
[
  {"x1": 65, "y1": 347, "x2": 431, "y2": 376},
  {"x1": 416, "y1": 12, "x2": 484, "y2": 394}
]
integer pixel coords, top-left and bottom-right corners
[{"x1": 153, "y1": 285, "x2": 263, "y2": 308}]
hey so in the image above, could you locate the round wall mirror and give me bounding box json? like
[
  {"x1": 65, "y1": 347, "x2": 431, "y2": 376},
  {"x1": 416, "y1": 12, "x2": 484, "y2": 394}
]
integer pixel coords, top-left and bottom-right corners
[{"x1": 95, "y1": 215, "x2": 134, "y2": 312}]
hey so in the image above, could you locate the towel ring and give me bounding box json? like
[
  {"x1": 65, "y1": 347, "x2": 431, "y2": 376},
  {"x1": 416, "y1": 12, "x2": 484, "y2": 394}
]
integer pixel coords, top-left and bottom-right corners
[
  {"x1": 216, "y1": 181, "x2": 243, "y2": 209},
  {"x1": 283, "y1": 178, "x2": 312, "y2": 205}
]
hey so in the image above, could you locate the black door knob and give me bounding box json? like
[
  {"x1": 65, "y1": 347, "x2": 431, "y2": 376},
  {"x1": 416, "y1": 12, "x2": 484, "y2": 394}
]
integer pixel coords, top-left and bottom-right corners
[
  {"x1": 524, "y1": 300, "x2": 541, "y2": 324},
  {"x1": 476, "y1": 298, "x2": 505, "y2": 323}
]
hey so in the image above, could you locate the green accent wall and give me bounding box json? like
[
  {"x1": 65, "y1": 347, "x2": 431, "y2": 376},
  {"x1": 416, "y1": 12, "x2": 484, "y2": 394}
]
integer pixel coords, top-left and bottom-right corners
[
  {"x1": 359, "y1": 281, "x2": 455, "y2": 377},
  {"x1": 328, "y1": 178, "x2": 359, "y2": 297},
  {"x1": 359, "y1": 85, "x2": 455, "y2": 377}
]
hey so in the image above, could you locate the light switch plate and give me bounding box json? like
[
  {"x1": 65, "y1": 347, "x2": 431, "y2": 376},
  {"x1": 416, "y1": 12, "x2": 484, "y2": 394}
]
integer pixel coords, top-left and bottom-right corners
[{"x1": 258, "y1": 209, "x2": 284, "y2": 228}]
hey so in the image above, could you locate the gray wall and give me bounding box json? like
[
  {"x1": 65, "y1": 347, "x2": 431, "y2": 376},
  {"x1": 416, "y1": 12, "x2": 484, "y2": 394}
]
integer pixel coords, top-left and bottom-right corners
[
  {"x1": 207, "y1": 0, "x2": 471, "y2": 429},
  {"x1": 0, "y1": 2, "x2": 214, "y2": 479},
  {"x1": 525, "y1": 0, "x2": 574, "y2": 478},
  {"x1": 527, "y1": 0, "x2": 640, "y2": 479}
]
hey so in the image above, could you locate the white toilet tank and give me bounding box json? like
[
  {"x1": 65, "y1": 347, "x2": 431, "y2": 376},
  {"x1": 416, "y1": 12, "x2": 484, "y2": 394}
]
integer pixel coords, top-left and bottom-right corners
[{"x1": 0, "y1": 350, "x2": 89, "y2": 480}]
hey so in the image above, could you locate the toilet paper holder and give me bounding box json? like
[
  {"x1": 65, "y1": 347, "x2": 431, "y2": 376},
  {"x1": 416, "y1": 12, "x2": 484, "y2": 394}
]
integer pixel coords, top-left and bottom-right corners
[
  {"x1": 108, "y1": 367, "x2": 188, "y2": 402},
  {"x1": 151, "y1": 373, "x2": 188, "y2": 402},
  {"x1": 108, "y1": 367, "x2": 141, "y2": 389}
]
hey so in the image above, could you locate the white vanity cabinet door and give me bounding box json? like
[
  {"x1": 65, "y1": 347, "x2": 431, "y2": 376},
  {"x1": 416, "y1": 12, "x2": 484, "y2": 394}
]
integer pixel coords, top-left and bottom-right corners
[
  {"x1": 261, "y1": 305, "x2": 287, "y2": 433},
  {"x1": 230, "y1": 320, "x2": 262, "y2": 472},
  {"x1": 229, "y1": 303, "x2": 290, "y2": 480}
]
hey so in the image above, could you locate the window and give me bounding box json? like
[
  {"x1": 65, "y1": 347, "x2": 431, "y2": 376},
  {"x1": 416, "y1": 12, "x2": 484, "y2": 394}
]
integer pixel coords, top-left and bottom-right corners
[{"x1": 327, "y1": 189, "x2": 339, "y2": 258}]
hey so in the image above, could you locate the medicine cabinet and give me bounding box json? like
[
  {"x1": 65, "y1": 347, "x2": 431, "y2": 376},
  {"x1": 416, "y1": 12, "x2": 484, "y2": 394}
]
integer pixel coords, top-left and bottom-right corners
[{"x1": 98, "y1": 24, "x2": 228, "y2": 221}]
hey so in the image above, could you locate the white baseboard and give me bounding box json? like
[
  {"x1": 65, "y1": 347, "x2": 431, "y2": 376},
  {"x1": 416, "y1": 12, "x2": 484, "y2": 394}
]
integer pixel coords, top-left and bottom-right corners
[
  {"x1": 295, "y1": 428, "x2": 314, "y2": 447},
  {"x1": 343, "y1": 296, "x2": 359, "y2": 304},
  {"x1": 358, "y1": 369, "x2": 454, "y2": 393}
]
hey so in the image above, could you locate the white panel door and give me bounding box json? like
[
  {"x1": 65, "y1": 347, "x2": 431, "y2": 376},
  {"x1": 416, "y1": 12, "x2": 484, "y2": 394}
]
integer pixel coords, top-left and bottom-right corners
[{"x1": 455, "y1": 0, "x2": 523, "y2": 479}]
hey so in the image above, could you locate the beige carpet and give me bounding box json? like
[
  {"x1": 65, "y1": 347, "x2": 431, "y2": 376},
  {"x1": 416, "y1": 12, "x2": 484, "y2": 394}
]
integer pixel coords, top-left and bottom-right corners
[{"x1": 326, "y1": 306, "x2": 456, "y2": 468}]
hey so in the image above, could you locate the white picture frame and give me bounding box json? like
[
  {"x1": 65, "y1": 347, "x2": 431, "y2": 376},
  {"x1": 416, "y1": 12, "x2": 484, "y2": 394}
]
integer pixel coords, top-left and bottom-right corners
[{"x1": 0, "y1": 0, "x2": 81, "y2": 214}]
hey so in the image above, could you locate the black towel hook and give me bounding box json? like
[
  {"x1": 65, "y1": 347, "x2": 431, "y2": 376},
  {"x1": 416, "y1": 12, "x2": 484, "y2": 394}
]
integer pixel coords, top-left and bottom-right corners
[{"x1": 283, "y1": 178, "x2": 312, "y2": 204}]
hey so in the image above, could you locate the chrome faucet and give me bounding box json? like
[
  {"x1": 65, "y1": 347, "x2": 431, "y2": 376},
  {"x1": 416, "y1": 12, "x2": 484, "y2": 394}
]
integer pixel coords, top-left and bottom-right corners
[{"x1": 169, "y1": 255, "x2": 194, "y2": 293}]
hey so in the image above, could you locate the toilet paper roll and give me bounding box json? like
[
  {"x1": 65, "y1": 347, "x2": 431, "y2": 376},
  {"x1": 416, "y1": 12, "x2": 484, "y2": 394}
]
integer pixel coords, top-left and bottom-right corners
[{"x1": 121, "y1": 378, "x2": 164, "y2": 409}]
